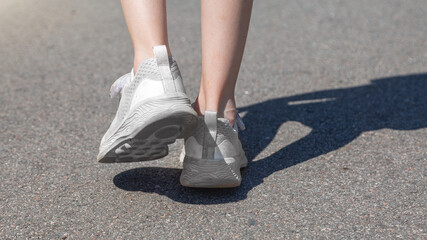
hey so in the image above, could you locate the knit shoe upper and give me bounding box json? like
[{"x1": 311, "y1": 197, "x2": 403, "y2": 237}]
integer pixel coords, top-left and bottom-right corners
[
  {"x1": 97, "y1": 45, "x2": 197, "y2": 163},
  {"x1": 180, "y1": 111, "x2": 247, "y2": 188}
]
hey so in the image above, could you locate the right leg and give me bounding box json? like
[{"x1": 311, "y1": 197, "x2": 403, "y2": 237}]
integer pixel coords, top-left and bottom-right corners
[
  {"x1": 180, "y1": 0, "x2": 252, "y2": 188},
  {"x1": 121, "y1": 0, "x2": 172, "y2": 71}
]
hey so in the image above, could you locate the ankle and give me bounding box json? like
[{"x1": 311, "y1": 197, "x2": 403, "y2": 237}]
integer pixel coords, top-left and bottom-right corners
[
  {"x1": 194, "y1": 95, "x2": 237, "y2": 126},
  {"x1": 193, "y1": 97, "x2": 205, "y2": 116},
  {"x1": 133, "y1": 45, "x2": 172, "y2": 72},
  {"x1": 224, "y1": 107, "x2": 237, "y2": 126},
  {"x1": 133, "y1": 50, "x2": 153, "y2": 72},
  {"x1": 222, "y1": 98, "x2": 237, "y2": 126}
]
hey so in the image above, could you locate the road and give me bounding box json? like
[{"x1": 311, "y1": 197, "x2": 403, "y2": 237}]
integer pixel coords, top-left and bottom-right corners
[{"x1": 0, "y1": 0, "x2": 426, "y2": 239}]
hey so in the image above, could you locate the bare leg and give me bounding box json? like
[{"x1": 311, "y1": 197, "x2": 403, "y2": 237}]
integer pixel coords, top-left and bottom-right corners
[
  {"x1": 121, "y1": 0, "x2": 171, "y2": 71},
  {"x1": 195, "y1": 0, "x2": 253, "y2": 125}
]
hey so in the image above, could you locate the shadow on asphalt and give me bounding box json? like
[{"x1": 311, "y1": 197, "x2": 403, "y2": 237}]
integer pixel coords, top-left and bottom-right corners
[{"x1": 114, "y1": 73, "x2": 427, "y2": 204}]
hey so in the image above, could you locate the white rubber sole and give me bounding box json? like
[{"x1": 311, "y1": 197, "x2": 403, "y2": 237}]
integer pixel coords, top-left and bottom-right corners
[
  {"x1": 98, "y1": 104, "x2": 197, "y2": 163},
  {"x1": 180, "y1": 153, "x2": 248, "y2": 188}
]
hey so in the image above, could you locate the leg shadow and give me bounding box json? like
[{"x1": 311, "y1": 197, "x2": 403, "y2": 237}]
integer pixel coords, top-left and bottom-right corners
[{"x1": 114, "y1": 73, "x2": 427, "y2": 204}]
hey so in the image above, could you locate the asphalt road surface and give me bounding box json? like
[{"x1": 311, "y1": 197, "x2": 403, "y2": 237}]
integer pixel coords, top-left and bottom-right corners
[{"x1": 1, "y1": 0, "x2": 426, "y2": 239}]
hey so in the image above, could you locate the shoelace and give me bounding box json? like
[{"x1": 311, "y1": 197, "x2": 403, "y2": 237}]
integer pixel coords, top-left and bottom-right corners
[
  {"x1": 109, "y1": 72, "x2": 132, "y2": 99},
  {"x1": 234, "y1": 113, "x2": 246, "y2": 131}
]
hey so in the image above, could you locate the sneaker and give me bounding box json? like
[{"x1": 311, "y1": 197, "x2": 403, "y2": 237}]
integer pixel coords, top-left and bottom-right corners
[
  {"x1": 180, "y1": 111, "x2": 247, "y2": 188},
  {"x1": 97, "y1": 45, "x2": 198, "y2": 163}
]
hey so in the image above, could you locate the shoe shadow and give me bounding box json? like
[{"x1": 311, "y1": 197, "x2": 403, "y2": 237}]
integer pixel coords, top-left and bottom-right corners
[{"x1": 114, "y1": 73, "x2": 427, "y2": 204}]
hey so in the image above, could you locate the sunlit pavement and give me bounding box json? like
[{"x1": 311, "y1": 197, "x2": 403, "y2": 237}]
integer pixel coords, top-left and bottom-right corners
[{"x1": 1, "y1": 0, "x2": 426, "y2": 238}]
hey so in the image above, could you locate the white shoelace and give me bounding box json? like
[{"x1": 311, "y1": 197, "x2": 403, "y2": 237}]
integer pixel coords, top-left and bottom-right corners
[
  {"x1": 234, "y1": 113, "x2": 246, "y2": 131},
  {"x1": 109, "y1": 70, "x2": 133, "y2": 99}
]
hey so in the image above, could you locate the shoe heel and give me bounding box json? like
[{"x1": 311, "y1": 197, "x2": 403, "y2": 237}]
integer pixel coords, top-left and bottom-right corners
[
  {"x1": 99, "y1": 107, "x2": 197, "y2": 163},
  {"x1": 180, "y1": 156, "x2": 243, "y2": 188}
]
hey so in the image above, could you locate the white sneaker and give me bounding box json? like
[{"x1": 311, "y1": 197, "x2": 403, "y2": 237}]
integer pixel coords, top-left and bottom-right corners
[
  {"x1": 180, "y1": 111, "x2": 247, "y2": 188},
  {"x1": 98, "y1": 45, "x2": 198, "y2": 163}
]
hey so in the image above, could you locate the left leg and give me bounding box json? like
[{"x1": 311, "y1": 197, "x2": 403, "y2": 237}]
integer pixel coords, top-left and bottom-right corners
[{"x1": 195, "y1": 0, "x2": 253, "y2": 125}]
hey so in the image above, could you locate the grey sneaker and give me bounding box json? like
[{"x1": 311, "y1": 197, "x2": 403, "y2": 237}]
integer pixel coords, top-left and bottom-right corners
[
  {"x1": 97, "y1": 45, "x2": 198, "y2": 163},
  {"x1": 180, "y1": 111, "x2": 247, "y2": 188}
]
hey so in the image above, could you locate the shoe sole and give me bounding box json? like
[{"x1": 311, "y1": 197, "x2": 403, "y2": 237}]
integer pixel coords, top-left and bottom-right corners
[
  {"x1": 99, "y1": 109, "x2": 197, "y2": 163},
  {"x1": 180, "y1": 153, "x2": 248, "y2": 188}
]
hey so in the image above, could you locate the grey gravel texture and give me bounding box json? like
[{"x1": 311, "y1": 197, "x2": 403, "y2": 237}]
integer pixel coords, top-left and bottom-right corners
[{"x1": 1, "y1": 0, "x2": 426, "y2": 239}]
